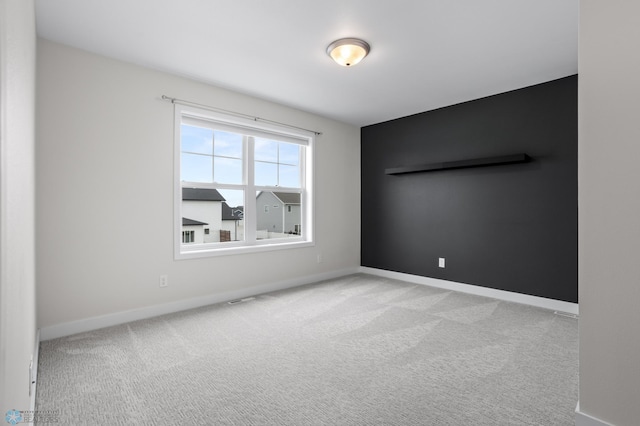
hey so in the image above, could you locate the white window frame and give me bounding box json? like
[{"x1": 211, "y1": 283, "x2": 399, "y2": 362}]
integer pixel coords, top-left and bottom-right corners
[{"x1": 174, "y1": 105, "x2": 314, "y2": 259}]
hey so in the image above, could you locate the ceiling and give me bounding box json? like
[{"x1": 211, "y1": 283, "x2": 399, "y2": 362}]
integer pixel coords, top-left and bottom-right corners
[{"x1": 35, "y1": 0, "x2": 578, "y2": 127}]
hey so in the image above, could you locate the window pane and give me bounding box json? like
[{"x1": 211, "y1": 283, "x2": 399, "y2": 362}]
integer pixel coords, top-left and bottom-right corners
[
  {"x1": 255, "y1": 161, "x2": 277, "y2": 186},
  {"x1": 217, "y1": 189, "x2": 244, "y2": 212},
  {"x1": 218, "y1": 189, "x2": 244, "y2": 242},
  {"x1": 182, "y1": 188, "x2": 244, "y2": 243},
  {"x1": 181, "y1": 153, "x2": 212, "y2": 183},
  {"x1": 279, "y1": 143, "x2": 300, "y2": 166},
  {"x1": 213, "y1": 130, "x2": 243, "y2": 158},
  {"x1": 214, "y1": 157, "x2": 242, "y2": 184},
  {"x1": 279, "y1": 164, "x2": 300, "y2": 188},
  {"x1": 256, "y1": 190, "x2": 301, "y2": 240},
  {"x1": 255, "y1": 138, "x2": 278, "y2": 162},
  {"x1": 181, "y1": 124, "x2": 213, "y2": 155}
]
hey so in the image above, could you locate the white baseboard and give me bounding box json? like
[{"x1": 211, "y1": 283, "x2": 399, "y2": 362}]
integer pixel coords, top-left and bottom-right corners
[
  {"x1": 29, "y1": 328, "x2": 40, "y2": 412},
  {"x1": 359, "y1": 267, "x2": 579, "y2": 315},
  {"x1": 575, "y1": 402, "x2": 615, "y2": 426},
  {"x1": 39, "y1": 267, "x2": 359, "y2": 341}
]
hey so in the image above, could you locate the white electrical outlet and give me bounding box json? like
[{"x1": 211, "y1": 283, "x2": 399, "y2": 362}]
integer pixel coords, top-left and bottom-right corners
[
  {"x1": 438, "y1": 258, "x2": 446, "y2": 268},
  {"x1": 159, "y1": 275, "x2": 168, "y2": 288},
  {"x1": 317, "y1": 254, "x2": 322, "y2": 263}
]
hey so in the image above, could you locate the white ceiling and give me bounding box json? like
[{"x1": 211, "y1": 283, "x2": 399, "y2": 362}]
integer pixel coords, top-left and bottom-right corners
[{"x1": 35, "y1": 0, "x2": 578, "y2": 127}]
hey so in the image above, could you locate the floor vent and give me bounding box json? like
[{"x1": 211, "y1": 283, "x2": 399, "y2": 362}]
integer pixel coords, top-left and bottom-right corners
[
  {"x1": 227, "y1": 297, "x2": 256, "y2": 305},
  {"x1": 554, "y1": 310, "x2": 578, "y2": 319}
]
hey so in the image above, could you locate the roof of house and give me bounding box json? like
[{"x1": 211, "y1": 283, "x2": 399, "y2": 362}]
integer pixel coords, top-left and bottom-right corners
[
  {"x1": 182, "y1": 217, "x2": 208, "y2": 226},
  {"x1": 222, "y1": 202, "x2": 244, "y2": 220},
  {"x1": 182, "y1": 188, "x2": 226, "y2": 201},
  {"x1": 272, "y1": 192, "x2": 300, "y2": 205}
]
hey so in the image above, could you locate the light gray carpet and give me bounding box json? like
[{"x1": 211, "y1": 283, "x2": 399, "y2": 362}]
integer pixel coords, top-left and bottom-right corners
[{"x1": 36, "y1": 274, "x2": 578, "y2": 425}]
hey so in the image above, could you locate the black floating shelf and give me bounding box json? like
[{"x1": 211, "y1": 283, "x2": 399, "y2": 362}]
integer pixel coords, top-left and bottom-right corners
[{"x1": 385, "y1": 153, "x2": 530, "y2": 175}]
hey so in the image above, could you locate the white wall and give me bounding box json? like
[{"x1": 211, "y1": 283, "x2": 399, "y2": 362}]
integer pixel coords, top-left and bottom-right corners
[
  {"x1": 221, "y1": 219, "x2": 244, "y2": 241},
  {"x1": 579, "y1": 1, "x2": 640, "y2": 425},
  {"x1": 182, "y1": 200, "x2": 222, "y2": 243},
  {"x1": 36, "y1": 39, "x2": 360, "y2": 330},
  {"x1": 0, "y1": 0, "x2": 37, "y2": 412},
  {"x1": 284, "y1": 205, "x2": 301, "y2": 235},
  {"x1": 256, "y1": 191, "x2": 282, "y2": 232}
]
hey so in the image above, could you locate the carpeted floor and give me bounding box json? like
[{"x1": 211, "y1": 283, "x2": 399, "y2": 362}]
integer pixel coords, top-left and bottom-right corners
[{"x1": 36, "y1": 274, "x2": 578, "y2": 425}]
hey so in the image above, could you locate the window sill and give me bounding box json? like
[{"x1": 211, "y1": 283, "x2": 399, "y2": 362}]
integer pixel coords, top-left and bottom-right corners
[{"x1": 175, "y1": 240, "x2": 315, "y2": 260}]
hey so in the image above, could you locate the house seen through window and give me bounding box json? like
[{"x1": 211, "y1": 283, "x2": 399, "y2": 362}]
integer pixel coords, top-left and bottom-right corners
[{"x1": 175, "y1": 105, "x2": 313, "y2": 258}]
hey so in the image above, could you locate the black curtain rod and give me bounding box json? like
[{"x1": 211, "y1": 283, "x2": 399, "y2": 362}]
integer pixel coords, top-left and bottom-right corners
[{"x1": 161, "y1": 95, "x2": 322, "y2": 136}]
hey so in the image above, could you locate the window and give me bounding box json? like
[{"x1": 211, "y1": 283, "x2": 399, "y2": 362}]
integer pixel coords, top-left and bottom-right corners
[
  {"x1": 182, "y1": 230, "x2": 195, "y2": 243},
  {"x1": 175, "y1": 105, "x2": 314, "y2": 258}
]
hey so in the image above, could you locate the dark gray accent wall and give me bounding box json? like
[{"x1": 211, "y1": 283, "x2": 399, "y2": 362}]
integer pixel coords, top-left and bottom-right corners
[{"x1": 361, "y1": 75, "x2": 577, "y2": 303}]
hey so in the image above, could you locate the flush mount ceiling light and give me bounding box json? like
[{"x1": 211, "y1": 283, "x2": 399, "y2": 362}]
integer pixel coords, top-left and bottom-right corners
[{"x1": 326, "y1": 38, "x2": 370, "y2": 67}]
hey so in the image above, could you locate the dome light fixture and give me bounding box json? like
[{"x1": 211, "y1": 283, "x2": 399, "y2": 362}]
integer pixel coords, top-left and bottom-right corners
[{"x1": 326, "y1": 38, "x2": 370, "y2": 67}]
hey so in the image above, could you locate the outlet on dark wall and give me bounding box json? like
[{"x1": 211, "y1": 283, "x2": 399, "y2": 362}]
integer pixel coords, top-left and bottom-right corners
[{"x1": 361, "y1": 75, "x2": 577, "y2": 303}]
